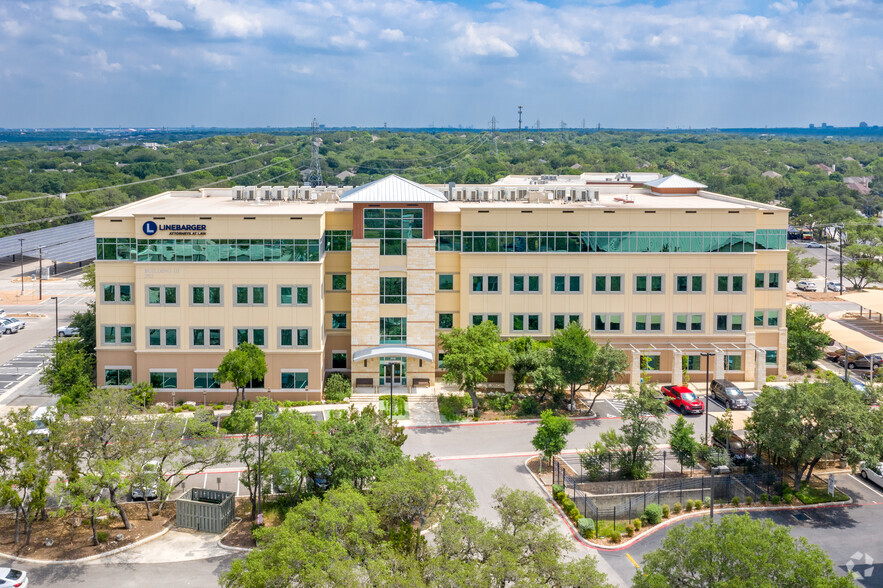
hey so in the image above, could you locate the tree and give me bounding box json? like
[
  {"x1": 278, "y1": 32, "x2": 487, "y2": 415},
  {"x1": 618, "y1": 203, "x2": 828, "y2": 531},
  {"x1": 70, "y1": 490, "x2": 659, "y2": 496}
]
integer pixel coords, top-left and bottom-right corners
[
  {"x1": 787, "y1": 247, "x2": 817, "y2": 281},
  {"x1": 0, "y1": 409, "x2": 52, "y2": 545},
  {"x1": 633, "y1": 515, "x2": 853, "y2": 588},
  {"x1": 550, "y1": 321, "x2": 597, "y2": 410},
  {"x1": 262, "y1": 408, "x2": 327, "y2": 506},
  {"x1": 668, "y1": 416, "x2": 699, "y2": 473},
  {"x1": 40, "y1": 337, "x2": 93, "y2": 408},
  {"x1": 439, "y1": 321, "x2": 511, "y2": 410},
  {"x1": 322, "y1": 406, "x2": 406, "y2": 491},
  {"x1": 324, "y1": 373, "x2": 352, "y2": 403},
  {"x1": 584, "y1": 343, "x2": 629, "y2": 415},
  {"x1": 69, "y1": 301, "x2": 96, "y2": 357},
  {"x1": 228, "y1": 397, "x2": 278, "y2": 521},
  {"x1": 842, "y1": 258, "x2": 883, "y2": 290},
  {"x1": 785, "y1": 305, "x2": 830, "y2": 371},
  {"x1": 579, "y1": 440, "x2": 610, "y2": 482},
  {"x1": 601, "y1": 384, "x2": 668, "y2": 479},
  {"x1": 529, "y1": 364, "x2": 565, "y2": 404},
  {"x1": 532, "y1": 409, "x2": 574, "y2": 472},
  {"x1": 710, "y1": 408, "x2": 734, "y2": 443},
  {"x1": 216, "y1": 342, "x2": 268, "y2": 410},
  {"x1": 508, "y1": 337, "x2": 545, "y2": 392},
  {"x1": 747, "y1": 378, "x2": 878, "y2": 490}
]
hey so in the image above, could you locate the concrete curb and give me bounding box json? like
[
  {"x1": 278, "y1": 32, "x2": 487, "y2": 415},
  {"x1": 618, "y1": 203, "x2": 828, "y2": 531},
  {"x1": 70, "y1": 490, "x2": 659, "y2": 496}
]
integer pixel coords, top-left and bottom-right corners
[
  {"x1": 523, "y1": 456, "x2": 855, "y2": 552},
  {"x1": 0, "y1": 526, "x2": 171, "y2": 565},
  {"x1": 407, "y1": 414, "x2": 616, "y2": 429},
  {"x1": 217, "y1": 517, "x2": 253, "y2": 553}
]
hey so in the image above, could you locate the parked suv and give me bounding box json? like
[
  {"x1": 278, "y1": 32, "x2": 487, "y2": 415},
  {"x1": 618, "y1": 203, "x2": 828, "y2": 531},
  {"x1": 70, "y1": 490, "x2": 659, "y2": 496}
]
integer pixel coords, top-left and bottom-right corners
[
  {"x1": 661, "y1": 385, "x2": 705, "y2": 415},
  {"x1": 796, "y1": 280, "x2": 817, "y2": 291},
  {"x1": 710, "y1": 379, "x2": 750, "y2": 410},
  {"x1": 713, "y1": 434, "x2": 756, "y2": 465}
]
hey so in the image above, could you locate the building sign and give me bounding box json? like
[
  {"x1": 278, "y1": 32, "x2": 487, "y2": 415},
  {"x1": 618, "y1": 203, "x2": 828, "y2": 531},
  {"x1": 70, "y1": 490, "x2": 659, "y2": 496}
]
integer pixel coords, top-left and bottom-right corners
[{"x1": 142, "y1": 221, "x2": 207, "y2": 236}]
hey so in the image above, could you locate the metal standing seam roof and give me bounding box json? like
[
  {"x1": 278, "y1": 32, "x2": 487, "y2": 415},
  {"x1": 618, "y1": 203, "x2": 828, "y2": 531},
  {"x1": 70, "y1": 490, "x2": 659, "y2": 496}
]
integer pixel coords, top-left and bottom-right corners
[
  {"x1": 0, "y1": 220, "x2": 95, "y2": 263},
  {"x1": 339, "y1": 174, "x2": 448, "y2": 203},
  {"x1": 643, "y1": 174, "x2": 708, "y2": 190}
]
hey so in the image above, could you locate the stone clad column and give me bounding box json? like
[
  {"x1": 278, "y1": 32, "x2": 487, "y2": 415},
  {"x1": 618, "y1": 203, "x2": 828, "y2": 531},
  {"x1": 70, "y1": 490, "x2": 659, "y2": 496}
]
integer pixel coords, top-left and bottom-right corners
[
  {"x1": 755, "y1": 349, "x2": 767, "y2": 390},
  {"x1": 714, "y1": 353, "x2": 725, "y2": 380},
  {"x1": 671, "y1": 351, "x2": 683, "y2": 386},
  {"x1": 630, "y1": 351, "x2": 641, "y2": 387}
]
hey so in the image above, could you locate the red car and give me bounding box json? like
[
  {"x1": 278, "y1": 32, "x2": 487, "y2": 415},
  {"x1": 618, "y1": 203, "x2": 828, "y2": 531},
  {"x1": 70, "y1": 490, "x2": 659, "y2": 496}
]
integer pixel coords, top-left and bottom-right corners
[{"x1": 661, "y1": 385, "x2": 705, "y2": 415}]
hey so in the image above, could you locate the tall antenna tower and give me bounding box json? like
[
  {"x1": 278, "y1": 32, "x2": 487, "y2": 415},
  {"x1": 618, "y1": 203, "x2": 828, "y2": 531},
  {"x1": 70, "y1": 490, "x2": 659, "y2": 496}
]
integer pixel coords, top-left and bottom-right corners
[
  {"x1": 306, "y1": 117, "x2": 323, "y2": 187},
  {"x1": 536, "y1": 120, "x2": 540, "y2": 132},
  {"x1": 517, "y1": 106, "x2": 523, "y2": 141},
  {"x1": 490, "y1": 115, "x2": 498, "y2": 157}
]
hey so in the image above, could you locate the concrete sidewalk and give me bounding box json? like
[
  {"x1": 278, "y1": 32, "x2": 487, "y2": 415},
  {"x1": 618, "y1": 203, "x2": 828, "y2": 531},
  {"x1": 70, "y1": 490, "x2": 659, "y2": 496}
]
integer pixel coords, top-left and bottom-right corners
[{"x1": 94, "y1": 527, "x2": 234, "y2": 565}]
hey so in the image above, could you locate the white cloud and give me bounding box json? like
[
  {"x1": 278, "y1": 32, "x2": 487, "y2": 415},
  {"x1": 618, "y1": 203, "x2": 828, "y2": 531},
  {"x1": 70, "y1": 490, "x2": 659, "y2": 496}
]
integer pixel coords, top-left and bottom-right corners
[
  {"x1": 200, "y1": 49, "x2": 234, "y2": 68},
  {"x1": 772, "y1": 0, "x2": 798, "y2": 14},
  {"x1": 185, "y1": 0, "x2": 264, "y2": 38},
  {"x1": 89, "y1": 49, "x2": 122, "y2": 72},
  {"x1": 289, "y1": 64, "x2": 312, "y2": 75},
  {"x1": 52, "y1": 3, "x2": 86, "y2": 22},
  {"x1": 380, "y1": 28, "x2": 405, "y2": 42},
  {"x1": 452, "y1": 22, "x2": 518, "y2": 57},
  {"x1": 146, "y1": 10, "x2": 184, "y2": 31}
]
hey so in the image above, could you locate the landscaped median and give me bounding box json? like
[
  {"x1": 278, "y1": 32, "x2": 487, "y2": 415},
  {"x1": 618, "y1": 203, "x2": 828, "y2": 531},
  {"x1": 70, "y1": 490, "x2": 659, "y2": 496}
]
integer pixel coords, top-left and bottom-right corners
[{"x1": 525, "y1": 455, "x2": 852, "y2": 549}]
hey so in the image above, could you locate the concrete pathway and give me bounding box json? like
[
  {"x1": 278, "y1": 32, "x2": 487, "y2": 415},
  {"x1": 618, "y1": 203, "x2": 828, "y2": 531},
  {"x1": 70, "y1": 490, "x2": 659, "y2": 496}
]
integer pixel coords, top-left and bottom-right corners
[{"x1": 96, "y1": 528, "x2": 232, "y2": 565}]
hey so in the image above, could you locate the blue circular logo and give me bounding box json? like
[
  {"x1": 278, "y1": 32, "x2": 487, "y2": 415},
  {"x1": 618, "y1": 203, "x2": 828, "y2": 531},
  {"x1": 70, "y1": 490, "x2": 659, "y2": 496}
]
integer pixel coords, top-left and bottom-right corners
[{"x1": 142, "y1": 221, "x2": 158, "y2": 236}]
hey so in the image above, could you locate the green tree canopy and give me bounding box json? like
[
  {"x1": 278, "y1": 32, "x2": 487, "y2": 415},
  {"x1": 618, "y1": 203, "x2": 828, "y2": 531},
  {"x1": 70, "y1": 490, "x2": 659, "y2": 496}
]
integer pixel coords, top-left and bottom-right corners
[
  {"x1": 216, "y1": 342, "x2": 268, "y2": 409},
  {"x1": 668, "y1": 416, "x2": 699, "y2": 473},
  {"x1": 787, "y1": 247, "x2": 817, "y2": 281},
  {"x1": 601, "y1": 384, "x2": 668, "y2": 479},
  {"x1": 633, "y1": 514, "x2": 853, "y2": 588},
  {"x1": 785, "y1": 305, "x2": 830, "y2": 371},
  {"x1": 550, "y1": 321, "x2": 597, "y2": 409},
  {"x1": 584, "y1": 343, "x2": 629, "y2": 414},
  {"x1": 40, "y1": 337, "x2": 94, "y2": 408},
  {"x1": 532, "y1": 409, "x2": 574, "y2": 472},
  {"x1": 439, "y1": 321, "x2": 511, "y2": 409}
]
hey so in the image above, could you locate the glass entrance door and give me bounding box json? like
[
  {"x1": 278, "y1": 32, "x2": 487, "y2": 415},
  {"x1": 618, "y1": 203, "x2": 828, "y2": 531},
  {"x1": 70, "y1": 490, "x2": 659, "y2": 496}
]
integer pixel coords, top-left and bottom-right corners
[{"x1": 379, "y1": 357, "x2": 406, "y2": 386}]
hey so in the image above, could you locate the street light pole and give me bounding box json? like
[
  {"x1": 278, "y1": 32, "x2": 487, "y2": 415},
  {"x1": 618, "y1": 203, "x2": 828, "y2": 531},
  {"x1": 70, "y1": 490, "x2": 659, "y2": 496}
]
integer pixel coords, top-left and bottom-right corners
[
  {"x1": 700, "y1": 352, "x2": 715, "y2": 444},
  {"x1": 51, "y1": 296, "x2": 58, "y2": 338},
  {"x1": 18, "y1": 238, "x2": 24, "y2": 295},
  {"x1": 255, "y1": 413, "x2": 263, "y2": 524},
  {"x1": 839, "y1": 224, "x2": 844, "y2": 294}
]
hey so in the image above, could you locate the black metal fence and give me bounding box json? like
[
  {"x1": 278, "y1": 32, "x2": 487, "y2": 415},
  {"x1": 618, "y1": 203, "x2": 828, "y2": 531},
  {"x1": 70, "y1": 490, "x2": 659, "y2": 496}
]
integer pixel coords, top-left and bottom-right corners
[{"x1": 552, "y1": 458, "x2": 782, "y2": 532}]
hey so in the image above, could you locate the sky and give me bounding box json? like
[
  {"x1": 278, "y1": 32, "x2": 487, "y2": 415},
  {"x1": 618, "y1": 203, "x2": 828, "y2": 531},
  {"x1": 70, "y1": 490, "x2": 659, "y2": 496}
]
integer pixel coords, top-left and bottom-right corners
[{"x1": 0, "y1": 0, "x2": 881, "y2": 129}]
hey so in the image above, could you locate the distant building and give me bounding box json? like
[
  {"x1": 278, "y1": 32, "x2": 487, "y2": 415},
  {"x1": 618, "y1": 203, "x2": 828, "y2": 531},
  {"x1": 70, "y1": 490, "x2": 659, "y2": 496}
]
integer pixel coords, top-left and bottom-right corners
[
  {"x1": 843, "y1": 176, "x2": 874, "y2": 195},
  {"x1": 762, "y1": 171, "x2": 782, "y2": 179},
  {"x1": 143, "y1": 142, "x2": 165, "y2": 150},
  {"x1": 809, "y1": 124, "x2": 815, "y2": 129},
  {"x1": 860, "y1": 122, "x2": 869, "y2": 128},
  {"x1": 817, "y1": 164, "x2": 835, "y2": 175}
]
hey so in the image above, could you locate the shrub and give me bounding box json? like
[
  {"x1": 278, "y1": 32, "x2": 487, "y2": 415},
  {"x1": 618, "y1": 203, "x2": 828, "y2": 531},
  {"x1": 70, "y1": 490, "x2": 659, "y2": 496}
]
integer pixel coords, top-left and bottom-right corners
[
  {"x1": 625, "y1": 524, "x2": 635, "y2": 537},
  {"x1": 632, "y1": 518, "x2": 642, "y2": 531},
  {"x1": 745, "y1": 496, "x2": 753, "y2": 506},
  {"x1": 784, "y1": 494, "x2": 795, "y2": 505},
  {"x1": 609, "y1": 532, "x2": 622, "y2": 544},
  {"x1": 731, "y1": 496, "x2": 740, "y2": 507},
  {"x1": 324, "y1": 373, "x2": 352, "y2": 403},
  {"x1": 771, "y1": 495, "x2": 781, "y2": 505},
  {"x1": 519, "y1": 396, "x2": 540, "y2": 417},
  {"x1": 439, "y1": 394, "x2": 471, "y2": 422},
  {"x1": 577, "y1": 518, "x2": 595, "y2": 539},
  {"x1": 212, "y1": 403, "x2": 224, "y2": 410},
  {"x1": 672, "y1": 502, "x2": 682, "y2": 514},
  {"x1": 644, "y1": 503, "x2": 663, "y2": 525},
  {"x1": 703, "y1": 497, "x2": 711, "y2": 508},
  {"x1": 685, "y1": 501, "x2": 693, "y2": 512},
  {"x1": 561, "y1": 497, "x2": 576, "y2": 512},
  {"x1": 567, "y1": 506, "x2": 580, "y2": 524},
  {"x1": 760, "y1": 493, "x2": 769, "y2": 504},
  {"x1": 640, "y1": 514, "x2": 649, "y2": 527},
  {"x1": 662, "y1": 504, "x2": 670, "y2": 518},
  {"x1": 551, "y1": 484, "x2": 564, "y2": 499},
  {"x1": 487, "y1": 393, "x2": 516, "y2": 412},
  {"x1": 96, "y1": 531, "x2": 109, "y2": 543}
]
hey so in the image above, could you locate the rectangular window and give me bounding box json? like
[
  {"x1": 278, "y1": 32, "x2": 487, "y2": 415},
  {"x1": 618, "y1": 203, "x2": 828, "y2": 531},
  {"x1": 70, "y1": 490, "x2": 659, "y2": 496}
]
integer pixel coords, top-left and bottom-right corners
[
  {"x1": 237, "y1": 328, "x2": 248, "y2": 345},
  {"x1": 147, "y1": 328, "x2": 177, "y2": 348},
  {"x1": 164, "y1": 286, "x2": 177, "y2": 304},
  {"x1": 756, "y1": 272, "x2": 781, "y2": 289},
  {"x1": 253, "y1": 328, "x2": 265, "y2": 346},
  {"x1": 103, "y1": 284, "x2": 116, "y2": 303},
  {"x1": 715, "y1": 314, "x2": 745, "y2": 332},
  {"x1": 193, "y1": 329, "x2": 205, "y2": 347},
  {"x1": 331, "y1": 313, "x2": 347, "y2": 329},
  {"x1": 716, "y1": 275, "x2": 745, "y2": 293},
  {"x1": 768, "y1": 272, "x2": 780, "y2": 289},
  {"x1": 513, "y1": 275, "x2": 525, "y2": 292},
  {"x1": 120, "y1": 326, "x2": 132, "y2": 344},
  {"x1": 765, "y1": 350, "x2": 778, "y2": 365},
  {"x1": 296, "y1": 328, "x2": 309, "y2": 347},
  {"x1": 192, "y1": 287, "x2": 205, "y2": 305},
  {"x1": 634, "y1": 314, "x2": 663, "y2": 332},
  {"x1": 236, "y1": 328, "x2": 266, "y2": 346},
  {"x1": 280, "y1": 328, "x2": 293, "y2": 347},
  {"x1": 593, "y1": 275, "x2": 623, "y2": 293},
  {"x1": 103, "y1": 284, "x2": 133, "y2": 303},
  {"x1": 553, "y1": 314, "x2": 582, "y2": 330},
  {"x1": 511, "y1": 314, "x2": 540, "y2": 332},
  {"x1": 194, "y1": 371, "x2": 220, "y2": 389},
  {"x1": 471, "y1": 314, "x2": 499, "y2": 327},
  {"x1": 234, "y1": 286, "x2": 266, "y2": 305},
  {"x1": 149, "y1": 371, "x2": 177, "y2": 389},
  {"x1": 512, "y1": 314, "x2": 524, "y2": 331},
  {"x1": 755, "y1": 272, "x2": 765, "y2": 289},
  {"x1": 104, "y1": 368, "x2": 132, "y2": 387},
  {"x1": 380, "y1": 317, "x2": 406, "y2": 344},
  {"x1": 364, "y1": 207, "x2": 423, "y2": 256},
  {"x1": 147, "y1": 286, "x2": 163, "y2": 305},
  {"x1": 512, "y1": 275, "x2": 541, "y2": 293},
  {"x1": 279, "y1": 286, "x2": 311, "y2": 306},
  {"x1": 281, "y1": 371, "x2": 309, "y2": 389},
  {"x1": 439, "y1": 313, "x2": 453, "y2": 329},
  {"x1": 685, "y1": 355, "x2": 701, "y2": 371},
  {"x1": 331, "y1": 275, "x2": 347, "y2": 291},
  {"x1": 675, "y1": 275, "x2": 703, "y2": 293},
  {"x1": 332, "y1": 352, "x2": 347, "y2": 369},
  {"x1": 767, "y1": 310, "x2": 779, "y2": 327},
  {"x1": 380, "y1": 277, "x2": 407, "y2": 304},
  {"x1": 439, "y1": 274, "x2": 454, "y2": 291},
  {"x1": 193, "y1": 328, "x2": 222, "y2": 347},
  {"x1": 690, "y1": 314, "x2": 703, "y2": 332},
  {"x1": 209, "y1": 328, "x2": 221, "y2": 346},
  {"x1": 726, "y1": 355, "x2": 742, "y2": 371},
  {"x1": 642, "y1": 355, "x2": 661, "y2": 371},
  {"x1": 487, "y1": 275, "x2": 499, "y2": 292},
  {"x1": 471, "y1": 275, "x2": 500, "y2": 293},
  {"x1": 754, "y1": 311, "x2": 764, "y2": 327},
  {"x1": 552, "y1": 274, "x2": 581, "y2": 293},
  {"x1": 635, "y1": 275, "x2": 663, "y2": 293},
  {"x1": 104, "y1": 326, "x2": 116, "y2": 344},
  {"x1": 472, "y1": 275, "x2": 484, "y2": 292},
  {"x1": 593, "y1": 314, "x2": 622, "y2": 332}
]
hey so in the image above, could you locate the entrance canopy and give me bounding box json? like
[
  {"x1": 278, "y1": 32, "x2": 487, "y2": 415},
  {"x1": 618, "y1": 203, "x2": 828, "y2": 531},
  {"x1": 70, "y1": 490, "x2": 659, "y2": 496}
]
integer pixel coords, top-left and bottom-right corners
[{"x1": 352, "y1": 345, "x2": 434, "y2": 363}]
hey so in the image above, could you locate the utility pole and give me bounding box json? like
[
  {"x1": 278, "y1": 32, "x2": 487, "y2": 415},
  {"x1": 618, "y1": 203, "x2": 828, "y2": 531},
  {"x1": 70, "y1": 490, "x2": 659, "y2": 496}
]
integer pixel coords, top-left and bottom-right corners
[
  {"x1": 517, "y1": 106, "x2": 523, "y2": 141},
  {"x1": 490, "y1": 116, "x2": 498, "y2": 157},
  {"x1": 839, "y1": 224, "x2": 844, "y2": 294},
  {"x1": 18, "y1": 238, "x2": 24, "y2": 295},
  {"x1": 38, "y1": 246, "x2": 43, "y2": 300}
]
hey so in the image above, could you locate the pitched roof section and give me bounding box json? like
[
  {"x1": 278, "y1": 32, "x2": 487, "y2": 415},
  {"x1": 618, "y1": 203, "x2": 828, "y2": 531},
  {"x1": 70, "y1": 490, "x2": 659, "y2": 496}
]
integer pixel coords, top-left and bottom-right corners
[
  {"x1": 643, "y1": 174, "x2": 707, "y2": 190},
  {"x1": 339, "y1": 174, "x2": 447, "y2": 203}
]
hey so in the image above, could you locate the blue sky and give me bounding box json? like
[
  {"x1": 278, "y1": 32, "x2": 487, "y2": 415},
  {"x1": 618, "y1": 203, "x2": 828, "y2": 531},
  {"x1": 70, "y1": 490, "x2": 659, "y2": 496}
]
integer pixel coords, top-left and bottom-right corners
[{"x1": 1, "y1": 0, "x2": 881, "y2": 128}]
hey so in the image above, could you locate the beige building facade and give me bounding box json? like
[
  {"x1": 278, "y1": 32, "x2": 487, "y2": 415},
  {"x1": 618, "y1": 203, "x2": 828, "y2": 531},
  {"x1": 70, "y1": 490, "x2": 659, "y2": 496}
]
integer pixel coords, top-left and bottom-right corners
[{"x1": 93, "y1": 173, "x2": 788, "y2": 402}]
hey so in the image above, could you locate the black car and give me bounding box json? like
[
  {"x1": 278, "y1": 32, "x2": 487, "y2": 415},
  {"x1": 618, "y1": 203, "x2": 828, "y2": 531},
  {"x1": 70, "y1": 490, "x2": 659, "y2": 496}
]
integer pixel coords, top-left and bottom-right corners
[
  {"x1": 713, "y1": 434, "x2": 756, "y2": 465},
  {"x1": 710, "y1": 379, "x2": 750, "y2": 410}
]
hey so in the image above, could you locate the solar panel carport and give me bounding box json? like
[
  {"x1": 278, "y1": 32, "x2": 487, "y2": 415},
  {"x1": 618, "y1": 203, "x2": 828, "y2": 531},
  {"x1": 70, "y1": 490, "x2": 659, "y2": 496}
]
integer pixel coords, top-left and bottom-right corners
[{"x1": 0, "y1": 220, "x2": 95, "y2": 265}]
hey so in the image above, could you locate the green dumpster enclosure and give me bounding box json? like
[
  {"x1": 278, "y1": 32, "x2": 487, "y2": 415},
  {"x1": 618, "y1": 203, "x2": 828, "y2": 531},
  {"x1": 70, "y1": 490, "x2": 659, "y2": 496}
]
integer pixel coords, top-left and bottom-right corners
[{"x1": 176, "y1": 488, "x2": 235, "y2": 533}]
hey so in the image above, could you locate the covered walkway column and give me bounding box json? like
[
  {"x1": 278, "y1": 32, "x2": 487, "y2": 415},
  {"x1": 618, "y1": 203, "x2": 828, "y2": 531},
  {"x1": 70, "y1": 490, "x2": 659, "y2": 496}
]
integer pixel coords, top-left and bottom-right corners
[
  {"x1": 630, "y1": 351, "x2": 641, "y2": 387},
  {"x1": 671, "y1": 350, "x2": 683, "y2": 386},
  {"x1": 754, "y1": 349, "x2": 767, "y2": 389},
  {"x1": 714, "y1": 352, "x2": 725, "y2": 380}
]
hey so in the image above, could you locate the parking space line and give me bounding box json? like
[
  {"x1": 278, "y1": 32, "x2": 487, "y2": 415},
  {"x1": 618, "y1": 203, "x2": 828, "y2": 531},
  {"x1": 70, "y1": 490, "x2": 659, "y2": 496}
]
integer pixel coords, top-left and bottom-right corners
[
  {"x1": 202, "y1": 474, "x2": 208, "y2": 488},
  {"x1": 853, "y1": 474, "x2": 883, "y2": 501},
  {"x1": 605, "y1": 399, "x2": 621, "y2": 415}
]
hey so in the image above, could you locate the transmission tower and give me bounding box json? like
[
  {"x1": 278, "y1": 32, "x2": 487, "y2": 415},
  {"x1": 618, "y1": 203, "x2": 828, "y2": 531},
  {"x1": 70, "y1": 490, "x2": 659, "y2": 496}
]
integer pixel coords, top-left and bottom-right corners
[
  {"x1": 306, "y1": 118, "x2": 323, "y2": 187},
  {"x1": 490, "y1": 116, "x2": 499, "y2": 157}
]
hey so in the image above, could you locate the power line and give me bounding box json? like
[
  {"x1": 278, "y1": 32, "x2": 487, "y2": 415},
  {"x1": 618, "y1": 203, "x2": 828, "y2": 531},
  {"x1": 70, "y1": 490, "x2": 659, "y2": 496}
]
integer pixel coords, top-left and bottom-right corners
[
  {"x1": 306, "y1": 118, "x2": 323, "y2": 187},
  {"x1": 352, "y1": 134, "x2": 489, "y2": 175}
]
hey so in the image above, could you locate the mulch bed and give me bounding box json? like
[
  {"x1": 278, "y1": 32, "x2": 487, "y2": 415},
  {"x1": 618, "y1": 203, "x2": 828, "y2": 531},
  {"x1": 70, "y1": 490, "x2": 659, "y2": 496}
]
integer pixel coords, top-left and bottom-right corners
[
  {"x1": 0, "y1": 502, "x2": 174, "y2": 561},
  {"x1": 220, "y1": 499, "x2": 262, "y2": 549}
]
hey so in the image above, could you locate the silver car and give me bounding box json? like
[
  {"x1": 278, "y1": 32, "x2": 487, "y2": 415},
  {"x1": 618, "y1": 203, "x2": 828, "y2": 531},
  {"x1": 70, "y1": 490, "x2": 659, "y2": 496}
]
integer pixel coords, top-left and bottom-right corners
[
  {"x1": 0, "y1": 318, "x2": 20, "y2": 334},
  {"x1": 860, "y1": 462, "x2": 883, "y2": 488},
  {"x1": 0, "y1": 568, "x2": 28, "y2": 588}
]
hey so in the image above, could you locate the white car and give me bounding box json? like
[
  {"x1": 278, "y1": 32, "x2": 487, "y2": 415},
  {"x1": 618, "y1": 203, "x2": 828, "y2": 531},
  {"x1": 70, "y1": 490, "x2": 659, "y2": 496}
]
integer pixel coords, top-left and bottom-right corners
[
  {"x1": 796, "y1": 280, "x2": 818, "y2": 292},
  {"x1": 57, "y1": 326, "x2": 79, "y2": 337},
  {"x1": 860, "y1": 462, "x2": 883, "y2": 488},
  {"x1": 827, "y1": 281, "x2": 843, "y2": 292},
  {"x1": 806, "y1": 241, "x2": 825, "y2": 248},
  {"x1": 0, "y1": 318, "x2": 20, "y2": 334},
  {"x1": 131, "y1": 461, "x2": 160, "y2": 501},
  {"x1": 0, "y1": 567, "x2": 28, "y2": 588}
]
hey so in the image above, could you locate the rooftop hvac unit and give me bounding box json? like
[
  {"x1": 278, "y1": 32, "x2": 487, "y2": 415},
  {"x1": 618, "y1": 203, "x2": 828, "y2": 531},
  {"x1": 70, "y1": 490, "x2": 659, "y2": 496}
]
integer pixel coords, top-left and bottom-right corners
[
  {"x1": 245, "y1": 186, "x2": 257, "y2": 200},
  {"x1": 593, "y1": 190, "x2": 600, "y2": 202},
  {"x1": 447, "y1": 182, "x2": 455, "y2": 201},
  {"x1": 260, "y1": 187, "x2": 273, "y2": 200},
  {"x1": 233, "y1": 186, "x2": 244, "y2": 201},
  {"x1": 286, "y1": 186, "x2": 298, "y2": 201},
  {"x1": 273, "y1": 187, "x2": 285, "y2": 200}
]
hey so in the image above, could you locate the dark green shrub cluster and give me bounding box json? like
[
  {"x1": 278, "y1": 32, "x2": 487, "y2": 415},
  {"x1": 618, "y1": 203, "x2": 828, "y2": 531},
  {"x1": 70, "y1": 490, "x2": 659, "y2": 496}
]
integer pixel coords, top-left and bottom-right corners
[
  {"x1": 662, "y1": 504, "x2": 670, "y2": 518},
  {"x1": 625, "y1": 524, "x2": 635, "y2": 537},
  {"x1": 323, "y1": 373, "x2": 352, "y2": 403},
  {"x1": 672, "y1": 502, "x2": 682, "y2": 514},
  {"x1": 438, "y1": 394, "x2": 471, "y2": 422},
  {"x1": 644, "y1": 503, "x2": 663, "y2": 525},
  {"x1": 577, "y1": 518, "x2": 595, "y2": 539},
  {"x1": 518, "y1": 397, "x2": 540, "y2": 416},
  {"x1": 632, "y1": 518, "x2": 642, "y2": 531}
]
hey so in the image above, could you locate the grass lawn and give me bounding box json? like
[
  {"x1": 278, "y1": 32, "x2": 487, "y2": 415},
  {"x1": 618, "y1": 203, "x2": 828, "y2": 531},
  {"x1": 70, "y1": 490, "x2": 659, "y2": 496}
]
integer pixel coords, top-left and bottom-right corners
[
  {"x1": 795, "y1": 482, "x2": 849, "y2": 504},
  {"x1": 379, "y1": 395, "x2": 409, "y2": 419},
  {"x1": 596, "y1": 520, "x2": 631, "y2": 538}
]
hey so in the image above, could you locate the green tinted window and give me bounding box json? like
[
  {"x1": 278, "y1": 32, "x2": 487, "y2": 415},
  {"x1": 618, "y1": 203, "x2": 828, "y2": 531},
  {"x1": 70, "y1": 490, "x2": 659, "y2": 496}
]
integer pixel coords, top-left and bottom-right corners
[
  {"x1": 331, "y1": 313, "x2": 347, "y2": 329},
  {"x1": 439, "y1": 274, "x2": 454, "y2": 290},
  {"x1": 439, "y1": 313, "x2": 453, "y2": 329}
]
